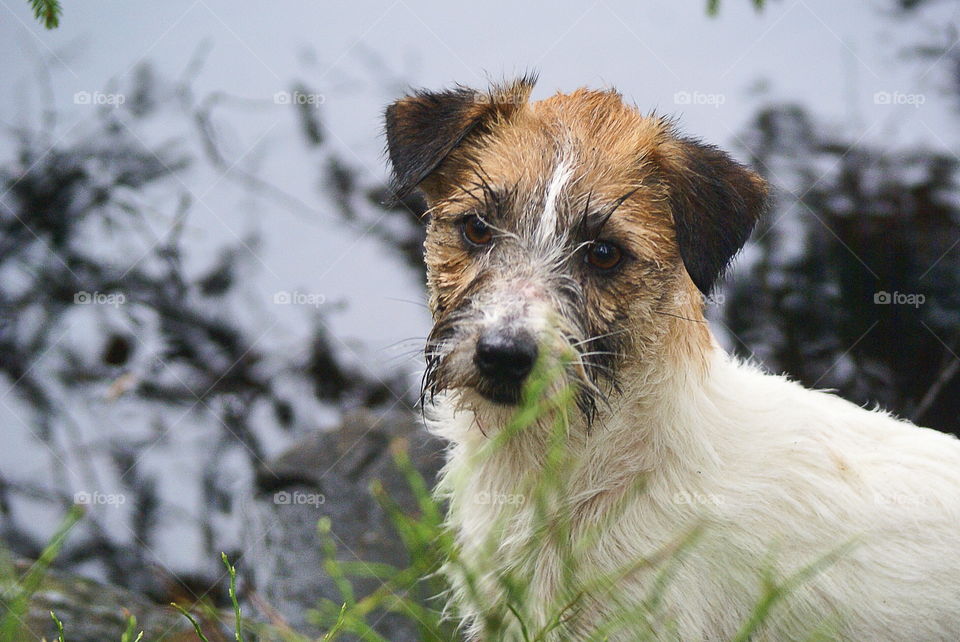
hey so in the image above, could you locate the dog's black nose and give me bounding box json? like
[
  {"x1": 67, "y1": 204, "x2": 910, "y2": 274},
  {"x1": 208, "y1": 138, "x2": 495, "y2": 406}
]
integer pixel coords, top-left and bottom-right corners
[{"x1": 474, "y1": 330, "x2": 538, "y2": 384}]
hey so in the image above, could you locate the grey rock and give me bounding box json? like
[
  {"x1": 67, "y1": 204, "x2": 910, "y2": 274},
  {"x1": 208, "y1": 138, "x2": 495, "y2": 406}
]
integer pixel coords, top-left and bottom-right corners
[
  {"x1": 2, "y1": 560, "x2": 214, "y2": 641},
  {"x1": 243, "y1": 409, "x2": 445, "y2": 641}
]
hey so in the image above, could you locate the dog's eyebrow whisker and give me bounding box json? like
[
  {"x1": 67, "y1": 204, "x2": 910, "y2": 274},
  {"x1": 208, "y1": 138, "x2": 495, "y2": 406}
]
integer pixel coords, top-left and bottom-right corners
[
  {"x1": 574, "y1": 190, "x2": 596, "y2": 240},
  {"x1": 468, "y1": 165, "x2": 506, "y2": 216},
  {"x1": 483, "y1": 219, "x2": 521, "y2": 242},
  {"x1": 562, "y1": 240, "x2": 595, "y2": 264},
  {"x1": 472, "y1": 161, "x2": 497, "y2": 191},
  {"x1": 611, "y1": 186, "x2": 640, "y2": 210},
  {"x1": 460, "y1": 186, "x2": 487, "y2": 210},
  {"x1": 460, "y1": 183, "x2": 499, "y2": 216},
  {"x1": 576, "y1": 187, "x2": 642, "y2": 241},
  {"x1": 594, "y1": 207, "x2": 618, "y2": 237},
  {"x1": 421, "y1": 202, "x2": 449, "y2": 223}
]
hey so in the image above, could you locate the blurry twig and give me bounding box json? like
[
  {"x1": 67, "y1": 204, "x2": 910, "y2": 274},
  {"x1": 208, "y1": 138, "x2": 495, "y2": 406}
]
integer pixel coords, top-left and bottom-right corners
[{"x1": 914, "y1": 331, "x2": 960, "y2": 421}]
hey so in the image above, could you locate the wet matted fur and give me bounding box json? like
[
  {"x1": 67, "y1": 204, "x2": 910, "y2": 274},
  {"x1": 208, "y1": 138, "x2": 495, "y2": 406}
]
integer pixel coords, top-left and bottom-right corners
[{"x1": 384, "y1": 76, "x2": 960, "y2": 640}]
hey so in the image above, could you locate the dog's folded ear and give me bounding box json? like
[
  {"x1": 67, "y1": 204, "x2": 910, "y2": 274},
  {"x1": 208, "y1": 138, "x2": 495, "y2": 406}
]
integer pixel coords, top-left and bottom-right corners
[
  {"x1": 660, "y1": 136, "x2": 769, "y2": 295},
  {"x1": 384, "y1": 75, "x2": 536, "y2": 202}
]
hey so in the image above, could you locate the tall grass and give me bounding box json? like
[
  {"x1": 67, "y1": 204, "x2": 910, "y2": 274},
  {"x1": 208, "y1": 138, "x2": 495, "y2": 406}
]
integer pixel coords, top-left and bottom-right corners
[
  {"x1": 0, "y1": 505, "x2": 84, "y2": 641},
  {"x1": 301, "y1": 358, "x2": 845, "y2": 640},
  {"x1": 0, "y1": 362, "x2": 845, "y2": 640}
]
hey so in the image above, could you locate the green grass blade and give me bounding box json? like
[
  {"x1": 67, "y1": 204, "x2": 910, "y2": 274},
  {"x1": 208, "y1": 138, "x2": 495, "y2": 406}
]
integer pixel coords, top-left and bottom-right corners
[
  {"x1": 119, "y1": 614, "x2": 141, "y2": 642},
  {"x1": 49, "y1": 611, "x2": 65, "y2": 642},
  {"x1": 321, "y1": 603, "x2": 347, "y2": 641},
  {"x1": 0, "y1": 505, "x2": 83, "y2": 642},
  {"x1": 731, "y1": 540, "x2": 856, "y2": 642},
  {"x1": 316, "y1": 519, "x2": 356, "y2": 607},
  {"x1": 220, "y1": 552, "x2": 245, "y2": 642},
  {"x1": 171, "y1": 603, "x2": 210, "y2": 642}
]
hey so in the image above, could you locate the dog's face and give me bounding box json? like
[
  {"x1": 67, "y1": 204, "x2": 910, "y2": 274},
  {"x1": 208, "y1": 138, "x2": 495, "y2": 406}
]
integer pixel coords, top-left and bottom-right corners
[{"x1": 385, "y1": 77, "x2": 767, "y2": 420}]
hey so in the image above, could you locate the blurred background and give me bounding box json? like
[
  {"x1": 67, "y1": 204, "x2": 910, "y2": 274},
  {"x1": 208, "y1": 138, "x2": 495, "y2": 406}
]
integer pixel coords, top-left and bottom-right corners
[{"x1": 1, "y1": 0, "x2": 959, "y2": 639}]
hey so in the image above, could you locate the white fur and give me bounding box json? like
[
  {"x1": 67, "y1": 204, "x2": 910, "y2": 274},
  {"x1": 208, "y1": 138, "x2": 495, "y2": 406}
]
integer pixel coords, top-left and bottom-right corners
[
  {"x1": 427, "y1": 342, "x2": 960, "y2": 640},
  {"x1": 537, "y1": 158, "x2": 573, "y2": 246}
]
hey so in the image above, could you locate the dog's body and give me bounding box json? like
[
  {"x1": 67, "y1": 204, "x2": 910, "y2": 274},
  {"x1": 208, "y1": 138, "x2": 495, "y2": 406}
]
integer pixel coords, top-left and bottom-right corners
[
  {"x1": 430, "y1": 353, "x2": 960, "y2": 640},
  {"x1": 385, "y1": 77, "x2": 960, "y2": 640}
]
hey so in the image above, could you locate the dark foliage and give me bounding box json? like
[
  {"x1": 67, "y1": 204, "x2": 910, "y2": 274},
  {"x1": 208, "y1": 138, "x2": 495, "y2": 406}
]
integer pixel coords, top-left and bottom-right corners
[
  {"x1": 725, "y1": 105, "x2": 960, "y2": 436},
  {"x1": 0, "y1": 64, "x2": 415, "y2": 605}
]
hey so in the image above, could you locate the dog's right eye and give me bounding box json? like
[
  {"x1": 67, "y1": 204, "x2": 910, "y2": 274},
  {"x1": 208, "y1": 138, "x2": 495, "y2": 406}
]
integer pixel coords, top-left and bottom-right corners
[{"x1": 461, "y1": 215, "x2": 493, "y2": 247}]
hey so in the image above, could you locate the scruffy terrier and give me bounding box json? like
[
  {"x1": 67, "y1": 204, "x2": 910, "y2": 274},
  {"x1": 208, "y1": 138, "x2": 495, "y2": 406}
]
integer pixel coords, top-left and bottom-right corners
[{"x1": 384, "y1": 76, "x2": 960, "y2": 640}]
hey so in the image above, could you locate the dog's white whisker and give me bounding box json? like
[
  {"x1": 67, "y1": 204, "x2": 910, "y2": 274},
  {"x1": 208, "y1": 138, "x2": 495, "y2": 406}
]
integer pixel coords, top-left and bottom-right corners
[
  {"x1": 570, "y1": 329, "x2": 629, "y2": 348},
  {"x1": 576, "y1": 350, "x2": 618, "y2": 358}
]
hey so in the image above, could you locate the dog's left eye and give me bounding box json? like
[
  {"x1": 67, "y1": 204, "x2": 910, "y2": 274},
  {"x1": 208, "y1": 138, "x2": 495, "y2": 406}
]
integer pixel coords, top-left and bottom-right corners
[
  {"x1": 461, "y1": 215, "x2": 493, "y2": 246},
  {"x1": 586, "y1": 241, "x2": 623, "y2": 271}
]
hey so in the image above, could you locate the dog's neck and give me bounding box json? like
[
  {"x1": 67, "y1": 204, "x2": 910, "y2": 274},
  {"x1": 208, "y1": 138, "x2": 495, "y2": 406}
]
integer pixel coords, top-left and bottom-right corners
[{"x1": 573, "y1": 291, "x2": 722, "y2": 479}]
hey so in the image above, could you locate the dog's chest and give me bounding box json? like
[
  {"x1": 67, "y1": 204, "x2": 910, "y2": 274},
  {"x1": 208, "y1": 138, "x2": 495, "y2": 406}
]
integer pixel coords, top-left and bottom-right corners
[{"x1": 443, "y1": 443, "x2": 672, "y2": 629}]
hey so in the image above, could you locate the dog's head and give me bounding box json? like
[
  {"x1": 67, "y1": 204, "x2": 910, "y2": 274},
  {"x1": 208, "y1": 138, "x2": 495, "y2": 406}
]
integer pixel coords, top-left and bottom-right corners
[{"x1": 385, "y1": 76, "x2": 767, "y2": 421}]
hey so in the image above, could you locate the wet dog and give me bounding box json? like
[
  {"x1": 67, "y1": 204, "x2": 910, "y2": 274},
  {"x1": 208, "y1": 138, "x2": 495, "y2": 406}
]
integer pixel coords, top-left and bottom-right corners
[{"x1": 385, "y1": 76, "x2": 960, "y2": 640}]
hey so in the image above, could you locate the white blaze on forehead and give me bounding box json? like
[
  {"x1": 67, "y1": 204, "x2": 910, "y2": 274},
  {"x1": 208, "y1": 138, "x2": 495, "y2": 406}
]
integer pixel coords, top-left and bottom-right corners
[{"x1": 537, "y1": 157, "x2": 574, "y2": 245}]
